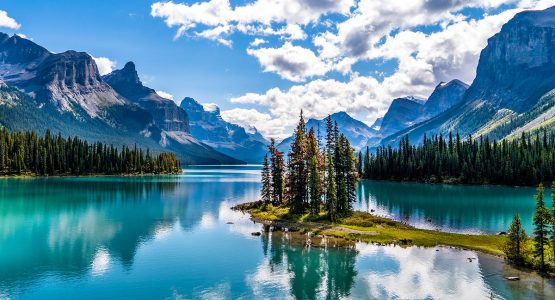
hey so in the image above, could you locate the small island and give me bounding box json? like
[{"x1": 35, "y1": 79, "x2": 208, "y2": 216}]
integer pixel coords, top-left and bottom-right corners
[
  {"x1": 0, "y1": 128, "x2": 182, "y2": 176},
  {"x1": 236, "y1": 112, "x2": 555, "y2": 276}
]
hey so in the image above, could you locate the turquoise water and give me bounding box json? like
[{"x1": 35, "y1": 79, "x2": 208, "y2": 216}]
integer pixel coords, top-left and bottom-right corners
[
  {"x1": 0, "y1": 166, "x2": 553, "y2": 299},
  {"x1": 356, "y1": 180, "x2": 554, "y2": 234}
]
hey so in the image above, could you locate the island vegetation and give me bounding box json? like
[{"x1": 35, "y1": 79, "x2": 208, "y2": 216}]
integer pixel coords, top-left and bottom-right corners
[
  {"x1": 240, "y1": 115, "x2": 555, "y2": 275},
  {"x1": 260, "y1": 111, "x2": 357, "y2": 221},
  {"x1": 359, "y1": 131, "x2": 555, "y2": 186},
  {"x1": 0, "y1": 128, "x2": 181, "y2": 176}
]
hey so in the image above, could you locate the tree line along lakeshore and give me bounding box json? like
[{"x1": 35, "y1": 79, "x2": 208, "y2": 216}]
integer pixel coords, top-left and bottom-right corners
[
  {"x1": 258, "y1": 113, "x2": 555, "y2": 273},
  {"x1": 358, "y1": 131, "x2": 555, "y2": 186},
  {"x1": 0, "y1": 128, "x2": 181, "y2": 176}
]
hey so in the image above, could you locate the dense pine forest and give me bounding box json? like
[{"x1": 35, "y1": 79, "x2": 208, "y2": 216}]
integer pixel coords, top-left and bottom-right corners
[
  {"x1": 0, "y1": 128, "x2": 181, "y2": 176},
  {"x1": 261, "y1": 112, "x2": 358, "y2": 220},
  {"x1": 360, "y1": 131, "x2": 555, "y2": 186}
]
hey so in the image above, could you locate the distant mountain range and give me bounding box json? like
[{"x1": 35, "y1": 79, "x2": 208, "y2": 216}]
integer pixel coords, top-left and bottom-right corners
[
  {"x1": 0, "y1": 33, "x2": 239, "y2": 164},
  {"x1": 1, "y1": 5, "x2": 555, "y2": 162},
  {"x1": 179, "y1": 97, "x2": 267, "y2": 163},
  {"x1": 277, "y1": 112, "x2": 380, "y2": 153}
]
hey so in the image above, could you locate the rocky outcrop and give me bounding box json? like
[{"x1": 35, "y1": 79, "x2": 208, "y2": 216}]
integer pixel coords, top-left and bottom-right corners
[
  {"x1": 422, "y1": 80, "x2": 468, "y2": 118},
  {"x1": 465, "y1": 6, "x2": 555, "y2": 112},
  {"x1": 103, "y1": 62, "x2": 189, "y2": 132}
]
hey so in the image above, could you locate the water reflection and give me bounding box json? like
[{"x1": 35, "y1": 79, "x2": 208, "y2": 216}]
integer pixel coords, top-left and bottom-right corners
[
  {"x1": 0, "y1": 167, "x2": 553, "y2": 299},
  {"x1": 357, "y1": 180, "x2": 553, "y2": 233}
]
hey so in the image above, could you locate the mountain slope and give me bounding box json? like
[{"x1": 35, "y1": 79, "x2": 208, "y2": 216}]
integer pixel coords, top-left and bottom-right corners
[
  {"x1": 179, "y1": 97, "x2": 267, "y2": 163},
  {"x1": 103, "y1": 62, "x2": 189, "y2": 132},
  {"x1": 0, "y1": 33, "x2": 240, "y2": 165},
  {"x1": 382, "y1": 6, "x2": 555, "y2": 146}
]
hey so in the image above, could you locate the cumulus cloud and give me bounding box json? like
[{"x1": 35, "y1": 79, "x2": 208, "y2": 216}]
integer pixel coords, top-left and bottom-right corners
[
  {"x1": 156, "y1": 90, "x2": 174, "y2": 100},
  {"x1": 151, "y1": 0, "x2": 354, "y2": 41},
  {"x1": 247, "y1": 42, "x2": 330, "y2": 82},
  {"x1": 92, "y1": 56, "x2": 117, "y2": 76},
  {"x1": 0, "y1": 10, "x2": 20, "y2": 30},
  {"x1": 152, "y1": 0, "x2": 555, "y2": 139},
  {"x1": 221, "y1": 108, "x2": 287, "y2": 138}
]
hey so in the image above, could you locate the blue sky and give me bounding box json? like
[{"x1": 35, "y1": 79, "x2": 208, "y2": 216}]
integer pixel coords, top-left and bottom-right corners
[{"x1": 0, "y1": 0, "x2": 553, "y2": 138}]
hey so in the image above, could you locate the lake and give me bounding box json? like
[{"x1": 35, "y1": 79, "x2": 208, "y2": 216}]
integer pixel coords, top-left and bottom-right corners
[{"x1": 0, "y1": 166, "x2": 553, "y2": 299}]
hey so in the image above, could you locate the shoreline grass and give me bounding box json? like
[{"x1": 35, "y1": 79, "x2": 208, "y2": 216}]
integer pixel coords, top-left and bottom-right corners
[{"x1": 233, "y1": 201, "x2": 506, "y2": 256}]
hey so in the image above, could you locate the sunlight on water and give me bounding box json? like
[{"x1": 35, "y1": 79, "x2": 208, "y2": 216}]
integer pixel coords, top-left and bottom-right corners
[{"x1": 0, "y1": 166, "x2": 553, "y2": 299}]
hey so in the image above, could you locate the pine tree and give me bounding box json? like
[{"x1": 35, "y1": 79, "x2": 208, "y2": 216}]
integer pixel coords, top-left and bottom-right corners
[
  {"x1": 504, "y1": 213, "x2": 527, "y2": 264},
  {"x1": 287, "y1": 111, "x2": 308, "y2": 213},
  {"x1": 261, "y1": 153, "x2": 272, "y2": 207},
  {"x1": 533, "y1": 183, "x2": 551, "y2": 271},
  {"x1": 269, "y1": 139, "x2": 284, "y2": 206},
  {"x1": 326, "y1": 150, "x2": 337, "y2": 222},
  {"x1": 308, "y1": 155, "x2": 321, "y2": 215}
]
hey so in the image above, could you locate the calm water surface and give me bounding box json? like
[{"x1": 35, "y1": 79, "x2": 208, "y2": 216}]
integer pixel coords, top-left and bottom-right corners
[{"x1": 0, "y1": 166, "x2": 553, "y2": 299}]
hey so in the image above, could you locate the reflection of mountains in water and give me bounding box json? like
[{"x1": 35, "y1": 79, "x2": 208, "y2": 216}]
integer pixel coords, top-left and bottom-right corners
[{"x1": 0, "y1": 177, "x2": 253, "y2": 290}]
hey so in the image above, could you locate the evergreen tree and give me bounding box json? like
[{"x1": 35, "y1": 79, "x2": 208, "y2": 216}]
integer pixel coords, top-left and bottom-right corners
[
  {"x1": 326, "y1": 150, "x2": 338, "y2": 222},
  {"x1": 287, "y1": 111, "x2": 308, "y2": 213},
  {"x1": 0, "y1": 128, "x2": 180, "y2": 176},
  {"x1": 533, "y1": 183, "x2": 551, "y2": 271},
  {"x1": 269, "y1": 139, "x2": 285, "y2": 206},
  {"x1": 504, "y1": 213, "x2": 527, "y2": 264},
  {"x1": 308, "y1": 155, "x2": 321, "y2": 215},
  {"x1": 261, "y1": 153, "x2": 272, "y2": 207}
]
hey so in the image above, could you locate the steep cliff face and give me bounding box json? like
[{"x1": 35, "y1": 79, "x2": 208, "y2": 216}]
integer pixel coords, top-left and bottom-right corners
[
  {"x1": 465, "y1": 6, "x2": 555, "y2": 112},
  {"x1": 179, "y1": 97, "x2": 267, "y2": 163},
  {"x1": 382, "y1": 6, "x2": 555, "y2": 146},
  {"x1": 103, "y1": 62, "x2": 190, "y2": 132}
]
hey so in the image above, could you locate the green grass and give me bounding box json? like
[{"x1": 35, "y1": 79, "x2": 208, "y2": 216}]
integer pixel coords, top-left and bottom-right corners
[{"x1": 233, "y1": 201, "x2": 506, "y2": 256}]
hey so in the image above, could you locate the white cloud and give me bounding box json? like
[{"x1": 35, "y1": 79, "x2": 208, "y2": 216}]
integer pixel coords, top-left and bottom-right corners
[
  {"x1": 247, "y1": 42, "x2": 330, "y2": 82},
  {"x1": 0, "y1": 10, "x2": 20, "y2": 30},
  {"x1": 156, "y1": 90, "x2": 174, "y2": 100},
  {"x1": 152, "y1": 0, "x2": 555, "y2": 139},
  {"x1": 221, "y1": 108, "x2": 287, "y2": 138},
  {"x1": 249, "y1": 38, "x2": 268, "y2": 47},
  {"x1": 151, "y1": 0, "x2": 354, "y2": 42},
  {"x1": 92, "y1": 56, "x2": 117, "y2": 76}
]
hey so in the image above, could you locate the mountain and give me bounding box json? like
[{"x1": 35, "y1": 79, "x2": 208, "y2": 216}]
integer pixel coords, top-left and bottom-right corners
[
  {"x1": 422, "y1": 80, "x2": 469, "y2": 117},
  {"x1": 377, "y1": 80, "x2": 467, "y2": 139},
  {"x1": 0, "y1": 33, "x2": 240, "y2": 165},
  {"x1": 382, "y1": 6, "x2": 555, "y2": 146},
  {"x1": 277, "y1": 112, "x2": 379, "y2": 153},
  {"x1": 103, "y1": 61, "x2": 189, "y2": 132},
  {"x1": 179, "y1": 97, "x2": 268, "y2": 163},
  {"x1": 379, "y1": 97, "x2": 426, "y2": 137}
]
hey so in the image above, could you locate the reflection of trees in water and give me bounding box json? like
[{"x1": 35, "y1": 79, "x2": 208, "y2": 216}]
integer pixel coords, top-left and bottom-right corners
[
  {"x1": 264, "y1": 233, "x2": 357, "y2": 299},
  {"x1": 357, "y1": 180, "x2": 547, "y2": 232},
  {"x1": 0, "y1": 178, "x2": 258, "y2": 291}
]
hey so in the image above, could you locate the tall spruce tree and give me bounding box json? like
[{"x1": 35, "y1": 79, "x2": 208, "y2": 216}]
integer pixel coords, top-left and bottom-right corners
[
  {"x1": 533, "y1": 183, "x2": 551, "y2": 271},
  {"x1": 504, "y1": 214, "x2": 527, "y2": 264},
  {"x1": 269, "y1": 139, "x2": 285, "y2": 206},
  {"x1": 326, "y1": 150, "x2": 338, "y2": 221},
  {"x1": 287, "y1": 111, "x2": 308, "y2": 213},
  {"x1": 261, "y1": 153, "x2": 272, "y2": 207}
]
